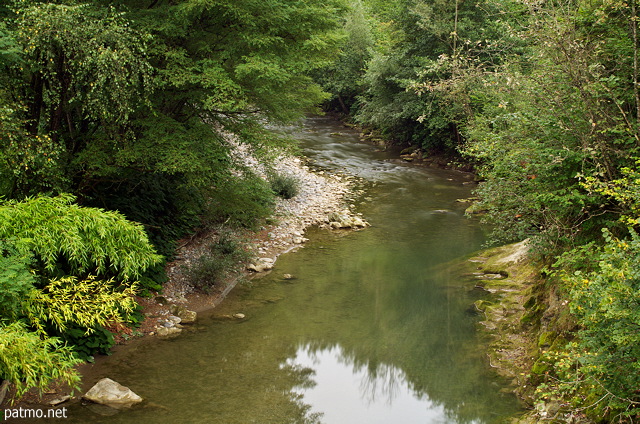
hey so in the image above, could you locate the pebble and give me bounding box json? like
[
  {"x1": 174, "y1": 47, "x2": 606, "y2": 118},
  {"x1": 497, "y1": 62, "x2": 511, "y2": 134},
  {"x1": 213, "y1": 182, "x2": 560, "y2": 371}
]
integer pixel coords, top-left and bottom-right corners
[{"x1": 162, "y1": 136, "x2": 369, "y2": 300}]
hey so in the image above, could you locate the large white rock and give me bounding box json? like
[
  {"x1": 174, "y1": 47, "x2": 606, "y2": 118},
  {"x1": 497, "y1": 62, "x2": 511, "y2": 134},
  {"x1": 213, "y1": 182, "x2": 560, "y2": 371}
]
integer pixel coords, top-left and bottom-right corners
[
  {"x1": 83, "y1": 378, "x2": 143, "y2": 409},
  {"x1": 247, "y1": 257, "x2": 275, "y2": 272}
]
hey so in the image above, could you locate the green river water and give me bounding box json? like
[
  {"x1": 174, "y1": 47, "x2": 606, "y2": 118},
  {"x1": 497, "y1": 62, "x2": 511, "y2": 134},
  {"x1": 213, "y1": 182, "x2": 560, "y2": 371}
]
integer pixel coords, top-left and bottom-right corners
[{"x1": 50, "y1": 116, "x2": 524, "y2": 423}]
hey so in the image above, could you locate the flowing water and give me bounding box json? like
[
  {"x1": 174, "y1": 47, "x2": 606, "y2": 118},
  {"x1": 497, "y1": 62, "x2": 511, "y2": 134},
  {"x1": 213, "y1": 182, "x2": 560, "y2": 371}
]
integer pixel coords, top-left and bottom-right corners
[{"x1": 55, "y1": 116, "x2": 524, "y2": 423}]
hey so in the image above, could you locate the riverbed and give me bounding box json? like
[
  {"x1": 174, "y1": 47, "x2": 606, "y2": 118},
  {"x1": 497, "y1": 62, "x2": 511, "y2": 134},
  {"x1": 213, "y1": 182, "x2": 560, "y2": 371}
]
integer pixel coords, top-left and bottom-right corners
[{"x1": 53, "y1": 116, "x2": 524, "y2": 423}]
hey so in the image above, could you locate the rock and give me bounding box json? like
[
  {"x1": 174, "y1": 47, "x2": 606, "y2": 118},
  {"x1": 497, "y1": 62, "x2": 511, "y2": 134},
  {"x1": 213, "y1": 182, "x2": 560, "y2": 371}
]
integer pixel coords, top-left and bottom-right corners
[
  {"x1": 0, "y1": 379, "x2": 9, "y2": 405},
  {"x1": 169, "y1": 305, "x2": 197, "y2": 324},
  {"x1": 83, "y1": 378, "x2": 143, "y2": 409},
  {"x1": 282, "y1": 274, "x2": 295, "y2": 280},
  {"x1": 48, "y1": 395, "x2": 71, "y2": 406},
  {"x1": 328, "y1": 211, "x2": 368, "y2": 229},
  {"x1": 167, "y1": 315, "x2": 181, "y2": 325},
  {"x1": 475, "y1": 273, "x2": 505, "y2": 280},
  {"x1": 400, "y1": 145, "x2": 419, "y2": 155},
  {"x1": 156, "y1": 327, "x2": 182, "y2": 337},
  {"x1": 154, "y1": 296, "x2": 168, "y2": 305},
  {"x1": 233, "y1": 313, "x2": 246, "y2": 319},
  {"x1": 247, "y1": 257, "x2": 275, "y2": 272},
  {"x1": 178, "y1": 310, "x2": 197, "y2": 324}
]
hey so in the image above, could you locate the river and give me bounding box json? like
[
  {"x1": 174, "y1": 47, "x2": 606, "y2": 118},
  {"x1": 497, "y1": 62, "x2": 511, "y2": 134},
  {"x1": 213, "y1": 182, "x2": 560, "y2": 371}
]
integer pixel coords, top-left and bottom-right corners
[{"x1": 54, "y1": 116, "x2": 524, "y2": 423}]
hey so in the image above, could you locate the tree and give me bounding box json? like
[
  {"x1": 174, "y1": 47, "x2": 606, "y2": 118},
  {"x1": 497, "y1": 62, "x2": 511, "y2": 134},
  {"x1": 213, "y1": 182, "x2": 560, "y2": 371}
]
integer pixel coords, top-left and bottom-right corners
[
  {"x1": 342, "y1": 0, "x2": 502, "y2": 150},
  {"x1": 315, "y1": 0, "x2": 374, "y2": 114},
  {"x1": 456, "y1": 0, "x2": 640, "y2": 250}
]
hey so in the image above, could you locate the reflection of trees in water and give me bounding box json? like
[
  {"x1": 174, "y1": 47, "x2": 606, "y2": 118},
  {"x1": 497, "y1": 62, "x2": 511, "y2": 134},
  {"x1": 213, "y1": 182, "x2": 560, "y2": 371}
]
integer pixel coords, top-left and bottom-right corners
[
  {"x1": 278, "y1": 360, "x2": 323, "y2": 424},
  {"x1": 300, "y1": 342, "x2": 405, "y2": 406},
  {"x1": 359, "y1": 361, "x2": 404, "y2": 406},
  {"x1": 292, "y1": 337, "x2": 515, "y2": 424},
  {"x1": 294, "y1": 343, "x2": 410, "y2": 406}
]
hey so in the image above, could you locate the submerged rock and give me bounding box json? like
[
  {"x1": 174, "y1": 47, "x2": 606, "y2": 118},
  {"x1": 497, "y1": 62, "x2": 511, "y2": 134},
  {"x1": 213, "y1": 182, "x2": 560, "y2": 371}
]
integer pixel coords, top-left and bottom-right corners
[
  {"x1": 327, "y1": 211, "x2": 369, "y2": 229},
  {"x1": 83, "y1": 378, "x2": 142, "y2": 409},
  {"x1": 48, "y1": 395, "x2": 71, "y2": 406},
  {"x1": 169, "y1": 304, "x2": 197, "y2": 324},
  {"x1": 156, "y1": 327, "x2": 182, "y2": 337}
]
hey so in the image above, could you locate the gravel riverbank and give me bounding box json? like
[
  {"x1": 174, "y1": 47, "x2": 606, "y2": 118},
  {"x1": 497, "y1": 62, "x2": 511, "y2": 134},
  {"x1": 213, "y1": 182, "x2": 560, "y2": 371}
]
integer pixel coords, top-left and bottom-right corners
[
  {"x1": 0, "y1": 136, "x2": 369, "y2": 411},
  {"x1": 134, "y1": 142, "x2": 368, "y2": 335}
]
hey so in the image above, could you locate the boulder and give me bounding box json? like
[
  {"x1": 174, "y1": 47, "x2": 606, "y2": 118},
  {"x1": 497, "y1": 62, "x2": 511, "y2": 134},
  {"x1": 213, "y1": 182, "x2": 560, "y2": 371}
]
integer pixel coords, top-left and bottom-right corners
[
  {"x1": 166, "y1": 315, "x2": 181, "y2": 325},
  {"x1": 83, "y1": 378, "x2": 142, "y2": 409},
  {"x1": 169, "y1": 305, "x2": 197, "y2": 324},
  {"x1": 247, "y1": 257, "x2": 275, "y2": 272}
]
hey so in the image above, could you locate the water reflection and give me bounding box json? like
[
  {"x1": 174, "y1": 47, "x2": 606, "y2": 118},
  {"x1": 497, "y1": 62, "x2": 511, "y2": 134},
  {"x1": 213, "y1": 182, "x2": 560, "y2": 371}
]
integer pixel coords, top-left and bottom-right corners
[
  {"x1": 45, "y1": 116, "x2": 523, "y2": 424},
  {"x1": 286, "y1": 344, "x2": 468, "y2": 424}
]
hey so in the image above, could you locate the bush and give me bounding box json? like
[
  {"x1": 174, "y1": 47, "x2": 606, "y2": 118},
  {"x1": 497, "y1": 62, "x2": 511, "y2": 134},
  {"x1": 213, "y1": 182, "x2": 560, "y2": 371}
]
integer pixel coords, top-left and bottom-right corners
[
  {"x1": 0, "y1": 322, "x2": 82, "y2": 399},
  {"x1": 0, "y1": 194, "x2": 162, "y2": 282},
  {"x1": 539, "y1": 229, "x2": 640, "y2": 419},
  {"x1": 203, "y1": 170, "x2": 275, "y2": 229},
  {"x1": 186, "y1": 232, "x2": 252, "y2": 292},
  {"x1": 57, "y1": 324, "x2": 115, "y2": 362},
  {"x1": 0, "y1": 241, "x2": 35, "y2": 321},
  {"x1": 269, "y1": 172, "x2": 300, "y2": 199}
]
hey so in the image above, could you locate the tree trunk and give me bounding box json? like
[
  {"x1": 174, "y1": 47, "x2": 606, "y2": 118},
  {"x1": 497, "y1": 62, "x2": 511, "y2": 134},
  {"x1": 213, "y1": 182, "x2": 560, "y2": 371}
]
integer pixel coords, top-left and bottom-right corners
[
  {"x1": 632, "y1": 0, "x2": 640, "y2": 131},
  {"x1": 0, "y1": 379, "x2": 10, "y2": 406},
  {"x1": 337, "y1": 94, "x2": 349, "y2": 115}
]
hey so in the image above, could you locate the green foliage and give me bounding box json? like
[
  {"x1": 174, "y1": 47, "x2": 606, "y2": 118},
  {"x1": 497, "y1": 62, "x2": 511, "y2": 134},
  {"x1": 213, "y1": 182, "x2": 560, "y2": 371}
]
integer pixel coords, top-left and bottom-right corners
[
  {"x1": 0, "y1": 321, "x2": 82, "y2": 399},
  {"x1": 15, "y1": 3, "x2": 153, "y2": 125},
  {"x1": 456, "y1": 0, "x2": 640, "y2": 250},
  {"x1": 0, "y1": 195, "x2": 159, "y2": 398},
  {"x1": 83, "y1": 171, "x2": 203, "y2": 259},
  {"x1": 0, "y1": 241, "x2": 35, "y2": 321},
  {"x1": 536, "y1": 230, "x2": 640, "y2": 419},
  {"x1": 0, "y1": 194, "x2": 162, "y2": 281},
  {"x1": 203, "y1": 170, "x2": 275, "y2": 229},
  {"x1": 581, "y1": 159, "x2": 640, "y2": 227},
  {"x1": 186, "y1": 231, "x2": 252, "y2": 292},
  {"x1": 0, "y1": 106, "x2": 64, "y2": 197},
  {"x1": 315, "y1": 0, "x2": 373, "y2": 114},
  {"x1": 57, "y1": 324, "x2": 115, "y2": 362},
  {"x1": 566, "y1": 230, "x2": 640, "y2": 406},
  {"x1": 269, "y1": 172, "x2": 300, "y2": 199},
  {"x1": 23, "y1": 275, "x2": 138, "y2": 336}
]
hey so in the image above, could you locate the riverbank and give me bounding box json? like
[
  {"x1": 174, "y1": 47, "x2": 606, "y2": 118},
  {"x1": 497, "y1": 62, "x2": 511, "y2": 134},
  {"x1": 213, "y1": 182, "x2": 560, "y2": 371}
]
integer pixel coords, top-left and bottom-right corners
[
  {"x1": 0, "y1": 121, "x2": 371, "y2": 412},
  {"x1": 454, "y1": 241, "x2": 596, "y2": 424},
  {"x1": 137, "y1": 131, "x2": 369, "y2": 328}
]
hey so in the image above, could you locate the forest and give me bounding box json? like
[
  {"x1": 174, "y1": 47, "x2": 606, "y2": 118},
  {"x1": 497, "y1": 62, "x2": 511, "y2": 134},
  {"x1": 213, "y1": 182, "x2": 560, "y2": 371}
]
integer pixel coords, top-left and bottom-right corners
[{"x1": 1, "y1": 0, "x2": 640, "y2": 422}]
